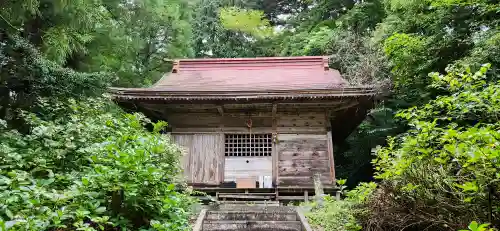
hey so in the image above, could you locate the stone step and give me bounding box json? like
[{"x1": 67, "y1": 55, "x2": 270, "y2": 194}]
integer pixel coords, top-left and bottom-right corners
[
  {"x1": 218, "y1": 194, "x2": 275, "y2": 200},
  {"x1": 202, "y1": 220, "x2": 302, "y2": 231},
  {"x1": 217, "y1": 200, "x2": 280, "y2": 205},
  {"x1": 216, "y1": 203, "x2": 281, "y2": 208},
  {"x1": 210, "y1": 205, "x2": 296, "y2": 213},
  {"x1": 206, "y1": 211, "x2": 297, "y2": 221}
]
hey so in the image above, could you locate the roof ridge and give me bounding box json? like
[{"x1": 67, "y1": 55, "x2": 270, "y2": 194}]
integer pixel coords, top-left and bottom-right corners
[
  {"x1": 132, "y1": 56, "x2": 351, "y2": 93},
  {"x1": 176, "y1": 56, "x2": 329, "y2": 62}
]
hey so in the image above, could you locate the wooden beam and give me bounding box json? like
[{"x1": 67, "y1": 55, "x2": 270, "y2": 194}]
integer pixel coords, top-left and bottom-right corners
[
  {"x1": 325, "y1": 111, "x2": 332, "y2": 131},
  {"x1": 278, "y1": 100, "x2": 348, "y2": 107},
  {"x1": 217, "y1": 105, "x2": 224, "y2": 116},
  {"x1": 330, "y1": 101, "x2": 360, "y2": 112},
  {"x1": 173, "y1": 127, "x2": 274, "y2": 134}
]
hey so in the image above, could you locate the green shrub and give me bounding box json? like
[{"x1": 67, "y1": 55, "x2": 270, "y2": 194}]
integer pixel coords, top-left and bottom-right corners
[
  {"x1": 306, "y1": 196, "x2": 362, "y2": 231},
  {"x1": 345, "y1": 182, "x2": 377, "y2": 204},
  {"x1": 461, "y1": 221, "x2": 497, "y2": 231},
  {"x1": 305, "y1": 182, "x2": 376, "y2": 231},
  {"x1": 368, "y1": 64, "x2": 500, "y2": 230},
  {"x1": 0, "y1": 98, "x2": 196, "y2": 231}
]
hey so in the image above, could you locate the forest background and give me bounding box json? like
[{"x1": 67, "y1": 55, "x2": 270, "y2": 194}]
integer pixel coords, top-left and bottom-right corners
[{"x1": 1, "y1": 0, "x2": 499, "y2": 230}]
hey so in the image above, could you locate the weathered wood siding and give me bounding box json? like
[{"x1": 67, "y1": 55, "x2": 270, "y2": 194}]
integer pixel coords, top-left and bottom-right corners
[
  {"x1": 168, "y1": 112, "x2": 326, "y2": 134},
  {"x1": 224, "y1": 157, "x2": 272, "y2": 182},
  {"x1": 167, "y1": 113, "x2": 272, "y2": 129},
  {"x1": 169, "y1": 110, "x2": 334, "y2": 187},
  {"x1": 277, "y1": 134, "x2": 333, "y2": 187},
  {"x1": 172, "y1": 134, "x2": 224, "y2": 184},
  {"x1": 276, "y1": 114, "x2": 326, "y2": 133}
]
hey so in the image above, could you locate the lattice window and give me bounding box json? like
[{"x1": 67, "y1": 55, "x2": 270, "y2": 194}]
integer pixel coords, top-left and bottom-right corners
[{"x1": 225, "y1": 134, "x2": 272, "y2": 157}]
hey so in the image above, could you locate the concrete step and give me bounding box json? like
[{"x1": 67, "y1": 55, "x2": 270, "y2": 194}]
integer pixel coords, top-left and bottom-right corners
[
  {"x1": 202, "y1": 220, "x2": 302, "y2": 231},
  {"x1": 206, "y1": 211, "x2": 297, "y2": 221}
]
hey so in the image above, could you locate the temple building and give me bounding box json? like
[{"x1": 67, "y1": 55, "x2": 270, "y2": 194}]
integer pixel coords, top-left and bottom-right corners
[{"x1": 110, "y1": 56, "x2": 376, "y2": 201}]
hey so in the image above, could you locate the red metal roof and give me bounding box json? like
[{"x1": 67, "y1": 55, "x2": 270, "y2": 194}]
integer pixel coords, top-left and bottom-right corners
[{"x1": 151, "y1": 56, "x2": 347, "y2": 91}]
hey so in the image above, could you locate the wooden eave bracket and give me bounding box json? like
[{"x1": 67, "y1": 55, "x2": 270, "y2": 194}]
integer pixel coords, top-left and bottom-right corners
[
  {"x1": 331, "y1": 100, "x2": 359, "y2": 112},
  {"x1": 217, "y1": 105, "x2": 224, "y2": 116},
  {"x1": 272, "y1": 103, "x2": 277, "y2": 118}
]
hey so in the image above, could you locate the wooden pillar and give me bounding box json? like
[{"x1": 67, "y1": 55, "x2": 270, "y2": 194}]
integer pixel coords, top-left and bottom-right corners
[
  {"x1": 325, "y1": 111, "x2": 336, "y2": 184},
  {"x1": 218, "y1": 105, "x2": 225, "y2": 184},
  {"x1": 272, "y1": 103, "x2": 278, "y2": 186},
  {"x1": 327, "y1": 131, "x2": 335, "y2": 183}
]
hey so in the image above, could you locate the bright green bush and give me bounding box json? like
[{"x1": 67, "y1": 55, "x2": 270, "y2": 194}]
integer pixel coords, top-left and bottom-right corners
[
  {"x1": 461, "y1": 221, "x2": 497, "y2": 231},
  {"x1": 0, "y1": 98, "x2": 195, "y2": 231},
  {"x1": 369, "y1": 64, "x2": 500, "y2": 230},
  {"x1": 306, "y1": 196, "x2": 362, "y2": 231},
  {"x1": 305, "y1": 182, "x2": 376, "y2": 231}
]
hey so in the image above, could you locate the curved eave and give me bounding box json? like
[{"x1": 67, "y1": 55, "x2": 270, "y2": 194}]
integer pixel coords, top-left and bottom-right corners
[{"x1": 109, "y1": 87, "x2": 377, "y2": 102}]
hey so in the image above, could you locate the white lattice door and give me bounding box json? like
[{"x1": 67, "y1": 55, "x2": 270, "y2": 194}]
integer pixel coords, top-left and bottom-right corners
[{"x1": 223, "y1": 133, "x2": 273, "y2": 188}]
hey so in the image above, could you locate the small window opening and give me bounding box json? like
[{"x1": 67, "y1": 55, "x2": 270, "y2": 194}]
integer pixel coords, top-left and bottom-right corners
[{"x1": 224, "y1": 134, "x2": 272, "y2": 157}]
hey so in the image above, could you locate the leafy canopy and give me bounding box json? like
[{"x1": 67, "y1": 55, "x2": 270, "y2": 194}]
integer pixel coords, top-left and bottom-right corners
[
  {"x1": 219, "y1": 7, "x2": 274, "y2": 39},
  {"x1": 0, "y1": 99, "x2": 196, "y2": 231},
  {"x1": 372, "y1": 64, "x2": 500, "y2": 229}
]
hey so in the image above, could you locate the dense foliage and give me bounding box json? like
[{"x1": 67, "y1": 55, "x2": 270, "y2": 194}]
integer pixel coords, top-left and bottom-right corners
[
  {"x1": 0, "y1": 36, "x2": 110, "y2": 132},
  {"x1": 1, "y1": 0, "x2": 193, "y2": 87},
  {"x1": 0, "y1": 99, "x2": 195, "y2": 230},
  {"x1": 305, "y1": 182, "x2": 377, "y2": 231},
  {"x1": 2, "y1": 0, "x2": 500, "y2": 230},
  {"x1": 367, "y1": 64, "x2": 500, "y2": 230},
  {"x1": 1, "y1": 2, "x2": 197, "y2": 230}
]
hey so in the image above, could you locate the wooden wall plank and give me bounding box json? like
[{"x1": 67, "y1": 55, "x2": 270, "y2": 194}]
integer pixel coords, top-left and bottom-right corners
[
  {"x1": 278, "y1": 141, "x2": 328, "y2": 153},
  {"x1": 279, "y1": 159, "x2": 330, "y2": 168},
  {"x1": 172, "y1": 127, "x2": 272, "y2": 134},
  {"x1": 172, "y1": 134, "x2": 222, "y2": 184},
  {"x1": 167, "y1": 112, "x2": 326, "y2": 132},
  {"x1": 173, "y1": 134, "x2": 193, "y2": 182},
  {"x1": 278, "y1": 134, "x2": 329, "y2": 140},
  {"x1": 279, "y1": 176, "x2": 332, "y2": 187},
  {"x1": 279, "y1": 166, "x2": 330, "y2": 177},
  {"x1": 277, "y1": 114, "x2": 326, "y2": 128},
  {"x1": 279, "y1": 151, "x2": 329, "y2": 160},
  {"x1": 167, "y1": 113, "x2": 273, "y2": 128},
  {"x1": 173, "y1": 127, "x2": 324, "y2": 134},
  {"x1": 277, "y1": 133, "x2": 333, "y2": 187},
  {"x1": 276, "y1": 127, "x2": 326, "y2": 133}
]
